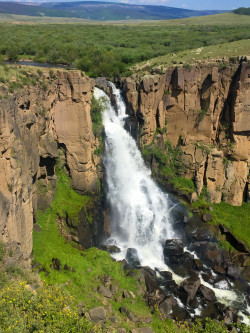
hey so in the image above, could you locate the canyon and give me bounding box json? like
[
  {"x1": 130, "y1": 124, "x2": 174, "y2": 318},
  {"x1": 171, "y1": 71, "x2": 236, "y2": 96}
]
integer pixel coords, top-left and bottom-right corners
[{"x1": 0, "y1": 59, "x2": 249, "y2": 267}]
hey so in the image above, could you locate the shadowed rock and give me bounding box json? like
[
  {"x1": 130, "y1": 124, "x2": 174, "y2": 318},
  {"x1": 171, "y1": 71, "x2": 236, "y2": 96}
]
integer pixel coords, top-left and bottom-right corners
[
  {"x1": 50, "y1": 258, "x2": 61, "y2": 271},
  {"x1": 164, "y1": 239, "x2": 184, "y2": 257},
  {"x1": 179, "y1": 274, "x2": 201, "y2": 305},
  {"x1": 198, "y1": 284, "x2": 216, "y2": 302},
  {"x1": 126, "y1": 248, "x2": 140, "y2": 267},
  {"x1": 159, "y1": 295, "x2": 177, "y2": 319}
]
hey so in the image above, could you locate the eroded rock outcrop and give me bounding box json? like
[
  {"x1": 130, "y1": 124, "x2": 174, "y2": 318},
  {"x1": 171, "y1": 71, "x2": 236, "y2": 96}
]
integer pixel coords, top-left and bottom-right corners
[
  {"x1": 0, "y1": 70, "x2": 99, "y2": 265},
  {"x1": 120, "y1": 60, "x2": 250, "y2": 206}
]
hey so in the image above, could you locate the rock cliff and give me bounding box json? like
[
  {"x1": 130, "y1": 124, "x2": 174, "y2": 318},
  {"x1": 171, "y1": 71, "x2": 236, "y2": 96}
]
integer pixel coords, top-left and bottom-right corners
[
  {"x1": 0, "y1": 69, "x2": 100, "y2": 265},
  {"x1": 120, "y1": 60, "x2": 250, "y2": 206}
]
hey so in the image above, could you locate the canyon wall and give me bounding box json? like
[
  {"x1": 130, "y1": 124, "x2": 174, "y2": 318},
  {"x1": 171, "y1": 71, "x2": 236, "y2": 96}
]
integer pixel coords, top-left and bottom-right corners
[
  {"x1": 0, "y1": 70, "x2": 100, "y2": 265},
  {"x1": 120, "y1": 60, "x2": 250, "y2": 206}
]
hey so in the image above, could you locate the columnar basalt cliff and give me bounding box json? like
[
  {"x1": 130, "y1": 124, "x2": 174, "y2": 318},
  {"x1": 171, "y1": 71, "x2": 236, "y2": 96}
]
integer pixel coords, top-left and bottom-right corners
[
  {"x1": 0, "y1": 70, "x2": 100, "y2": 265},
  {"x1": 120, "y1": 60, "x2": 250, "y2": 206}
]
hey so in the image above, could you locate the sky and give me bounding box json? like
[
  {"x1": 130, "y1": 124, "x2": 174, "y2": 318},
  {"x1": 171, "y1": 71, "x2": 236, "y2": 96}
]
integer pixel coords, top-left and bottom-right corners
[{"x1": 6, "y1": 0, "x2": 250, "y2": 11}]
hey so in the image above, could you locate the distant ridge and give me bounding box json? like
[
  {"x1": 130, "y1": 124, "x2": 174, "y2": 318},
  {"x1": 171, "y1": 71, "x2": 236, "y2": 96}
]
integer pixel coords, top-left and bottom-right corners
[{"x1": 0, "y1": 1, "x2": 228, "y2": 21}]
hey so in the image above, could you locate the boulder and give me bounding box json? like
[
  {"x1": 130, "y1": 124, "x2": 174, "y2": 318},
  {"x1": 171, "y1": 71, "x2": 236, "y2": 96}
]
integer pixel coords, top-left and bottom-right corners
[
  {"x1": 140, "y1": 267, "x2": 158, "y2": 293},
  {"x1": 179, "y1": 274, "x2": 201, "y2": 304},
  {"x1": 213, "y1": 265, "x2": 225, "y2": 275},
  {"x1": 206, "y1": 249, "x2": 222, "y2": 266},
  {"x1": 163, "y1": 239, "x2": 184, "y2": 257},
  {"x1": 202, "y1": 213, "x2": 212, "y2": 222},
  {"x1": 159, "y1": 271, "x2": 172, "y2": 280},
  {"x1": 191, "y1": 228, "x2": 211, "y2": 242},
  {"x1": 198, "y1": 284, "x2": 216, "y2": 302},
  {"x1": 126, "y1": 248, "x2": 140, "y2": 267},
  {"x1": 101, "y1": 244, "x2": 121, "y2": 254},
  {"x1": 146, "y1": 289, "x2": 166, "y2": 307},
  {"x1": 97, "y1": 286, "x2": 112, "y2": 298},
  {"x1": 159, "y1": 296, "x2": 177, "y2": 319},
  {"x1": 171, "y1": 304, "x2": 192, "y2": 321},
  {"x1": 194, "y1": 259, "x2": 203, "y2": 270},
  {"x1": 119, "y1": 307, "x2": 137, "y2": 322},
  {"x1": 190, "y1": 192, "x2": 198, "y2": 203},
  {"x1": 226, "y1": 266, "x2": 241, "y2": 280},
  {"x1": 162, "y1": 280, "x2": 178, "y2": 295},
  {"x1": 88, "y1": 306, "x2": 106, "y2": 322},
  {"x1": 50, "y1": 258, "x2": 61, "y2": 271},
  {"x1": 166, "y1": 252, "x2": 195, "y2": 277}
]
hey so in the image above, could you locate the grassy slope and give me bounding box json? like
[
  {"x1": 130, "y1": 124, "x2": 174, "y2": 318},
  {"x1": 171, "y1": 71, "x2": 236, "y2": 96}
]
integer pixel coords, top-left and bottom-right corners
[
  {"x1": 212, "y1": 202, "x2": 250, "y2": 249},
  {"x1": 137, "y1": 38, "x2": 250, "y2": 69},
  {"x1": 33, "y1": 170, "x2": 178, "y2": 332}
]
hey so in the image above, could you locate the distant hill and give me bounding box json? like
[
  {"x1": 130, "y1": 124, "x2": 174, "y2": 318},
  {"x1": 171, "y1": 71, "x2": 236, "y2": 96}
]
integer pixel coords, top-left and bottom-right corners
[
  {"x1": 233, "y1": 7, "x2": 250, "y2": 16},
  {"x1": 0, "y1": 1, "x2": 228, "y2": 21}
]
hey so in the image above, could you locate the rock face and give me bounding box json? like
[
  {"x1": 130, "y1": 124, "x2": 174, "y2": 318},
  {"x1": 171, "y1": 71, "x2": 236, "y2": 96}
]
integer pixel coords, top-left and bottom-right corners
[
  {"x1": 120, "y1": 60, "x2": 250, "y2": 206},
  {"x1": 0, "y1": 70, "x2": 100, "y2": 265}
]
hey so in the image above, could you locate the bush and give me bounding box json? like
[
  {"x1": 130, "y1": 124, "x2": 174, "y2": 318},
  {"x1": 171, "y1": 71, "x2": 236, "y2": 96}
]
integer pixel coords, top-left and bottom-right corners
[{"x1": 233, "y1": 7, "x2": 250, "y2": 15}]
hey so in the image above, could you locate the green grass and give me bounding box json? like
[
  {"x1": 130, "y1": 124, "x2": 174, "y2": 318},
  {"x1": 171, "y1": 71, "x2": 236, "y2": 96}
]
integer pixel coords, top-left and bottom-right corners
[
  {"x1": 50, "y1": 169, "x2": 91, "y2": 226},
  {"x1": 211, "y1": 202, "x2": 250, "y2": 249},
  {"x1": 138, "y1": 38, "x2": 250, "y2": 70}
]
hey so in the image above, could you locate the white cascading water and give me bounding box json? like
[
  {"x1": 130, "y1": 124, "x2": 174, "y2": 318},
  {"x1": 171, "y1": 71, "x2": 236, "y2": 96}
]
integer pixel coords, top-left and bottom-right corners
[
  {"x1": 93, "y1": 84, "x2": 249, "y2": 323},
  {"x1": 94, "y1": 84, "x2": 175, "y2": 270}
]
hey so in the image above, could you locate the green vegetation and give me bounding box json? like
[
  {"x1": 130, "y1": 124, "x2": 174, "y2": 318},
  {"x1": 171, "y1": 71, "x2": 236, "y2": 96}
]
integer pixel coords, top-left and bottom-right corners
[
  {"x1": 91, "y1": 96, "x2": 107, "y2": 137},
  {"x1": 0, "y1": 64, "x2": 45, "y2": 95},
  {"x1": 0, "y1": 280, "x2": 94, "y2": 332},
  {"x1": 91, "y1": 95, "x2": 107, "y2": 156},
  {"x1": 211, "y1": 202, "x2": 250, "y2": 249},
  {"x1": 234, "y1": 8, "x2": 250, "y2": 16},
  {"x1": 50, "y1": 168, "x2": 92, "y2": 227},
  {"x1": 142, "y1": 137, "x2": 195, "y2": 196},
  {"x1": 0, "y1": 17, "x2": 250, "y2": 77},
  {"x1": 191, "y1": 187, "x2": 211, "y2": 213},
  {"x1": 140, "y1": 39, "x2": 250, "y2": 70},
  {"x1": 32, "y1": 170, "x2": 171, "y2": 331}
]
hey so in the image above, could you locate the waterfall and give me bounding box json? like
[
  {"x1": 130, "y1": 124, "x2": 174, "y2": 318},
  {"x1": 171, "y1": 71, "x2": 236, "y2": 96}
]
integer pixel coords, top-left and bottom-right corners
[
  {"x1": 93, "y1": 84, "x2": 250, "y2": 325},
  {"x1": 94, "y1": 84, "x2": 175, "y2": 270}
]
